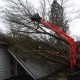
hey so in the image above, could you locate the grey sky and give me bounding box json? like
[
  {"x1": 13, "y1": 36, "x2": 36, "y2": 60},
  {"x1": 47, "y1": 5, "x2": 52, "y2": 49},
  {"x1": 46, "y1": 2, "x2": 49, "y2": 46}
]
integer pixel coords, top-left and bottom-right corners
[
  {"x1": 0, "y1": 0, "x2": 80, "y2": 40},
  {"x1": 29, "y1": 0, "x2": 80, "y2": 36}
]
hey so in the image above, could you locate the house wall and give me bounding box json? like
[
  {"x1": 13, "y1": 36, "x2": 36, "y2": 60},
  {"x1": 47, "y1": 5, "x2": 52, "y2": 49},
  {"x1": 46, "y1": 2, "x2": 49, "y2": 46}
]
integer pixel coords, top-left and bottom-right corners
[
  {"x1": 0, "y1": 46, "x2": 10, "y2": 80},
  {"x1": 0, "y1": 44, "x2": 34, "y2": 80}
]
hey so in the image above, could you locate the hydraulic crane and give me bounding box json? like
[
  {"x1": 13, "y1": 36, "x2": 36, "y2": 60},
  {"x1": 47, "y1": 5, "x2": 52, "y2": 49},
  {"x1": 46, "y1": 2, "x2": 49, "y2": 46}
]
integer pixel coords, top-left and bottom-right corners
[
  {"x1": 30, "y1": 13, "x2": 80, "y2": 70},
  {"x1": 30, "y1": 13, "x2": 80, "y2": 80}
]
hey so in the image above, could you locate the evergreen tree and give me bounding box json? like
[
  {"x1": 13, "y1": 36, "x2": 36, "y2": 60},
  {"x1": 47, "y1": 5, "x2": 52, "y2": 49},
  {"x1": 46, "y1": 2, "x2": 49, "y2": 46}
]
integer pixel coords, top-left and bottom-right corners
[
  {"x1": 49, "y1": 0, "x2": 69, "y2": 54},
  {"x1": 50, "y1": 0, "x2": 69, "y2": 33}
]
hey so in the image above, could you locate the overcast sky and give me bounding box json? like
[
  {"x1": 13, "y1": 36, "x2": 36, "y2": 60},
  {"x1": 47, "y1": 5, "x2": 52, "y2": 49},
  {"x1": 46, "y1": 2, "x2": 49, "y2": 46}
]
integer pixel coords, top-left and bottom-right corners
[
  {"x1": 28, "y1": 0, "x2": 80, "y2": 38},
  {"x1": 0, "y1": 0, "x2": 80, "y2": 40}
]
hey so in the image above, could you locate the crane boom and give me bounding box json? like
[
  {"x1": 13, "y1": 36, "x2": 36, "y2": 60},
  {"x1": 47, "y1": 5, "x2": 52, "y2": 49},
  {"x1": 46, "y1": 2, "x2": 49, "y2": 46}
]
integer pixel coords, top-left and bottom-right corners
[{"x1": 31, "y1": 14, "x2": 77, "y2": 69}]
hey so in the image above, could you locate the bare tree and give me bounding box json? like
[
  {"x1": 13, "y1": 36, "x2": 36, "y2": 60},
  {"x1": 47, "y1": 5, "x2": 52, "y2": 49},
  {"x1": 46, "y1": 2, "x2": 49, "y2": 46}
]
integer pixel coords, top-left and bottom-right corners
[
  {"x1": 1, "y1": 0, "x2": 66, "y2": 41},
  {"x1": 0, "y1": 0, "x2": 71, "y2": 54},
  {"x1": 0, "y1": 0, "x2": 73, "y2": 57}
]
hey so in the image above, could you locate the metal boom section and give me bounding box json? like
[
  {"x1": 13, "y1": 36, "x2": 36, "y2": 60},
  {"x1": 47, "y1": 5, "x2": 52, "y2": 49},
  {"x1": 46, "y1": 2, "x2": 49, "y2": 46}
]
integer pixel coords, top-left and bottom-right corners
[{"x1": 31, "y1": 14, "x2": 77, "y2": 69}]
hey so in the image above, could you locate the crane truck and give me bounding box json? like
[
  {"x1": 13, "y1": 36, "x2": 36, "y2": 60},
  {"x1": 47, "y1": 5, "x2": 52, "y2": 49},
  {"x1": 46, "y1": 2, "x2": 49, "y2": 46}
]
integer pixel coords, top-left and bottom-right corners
[{"x1": 30, "y1": 14, "x2": 80, "y2": 79}]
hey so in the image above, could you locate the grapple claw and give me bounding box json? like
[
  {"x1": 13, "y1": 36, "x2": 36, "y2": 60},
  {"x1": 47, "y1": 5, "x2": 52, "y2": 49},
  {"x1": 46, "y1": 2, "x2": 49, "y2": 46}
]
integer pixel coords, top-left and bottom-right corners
[{"x1": 30, "y1": 13, "x2": 42, "y2": 21}]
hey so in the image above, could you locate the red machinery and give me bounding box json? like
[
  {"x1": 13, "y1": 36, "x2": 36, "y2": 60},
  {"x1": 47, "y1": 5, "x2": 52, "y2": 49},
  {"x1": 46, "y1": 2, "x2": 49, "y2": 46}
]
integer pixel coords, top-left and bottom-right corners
[{"x1": 30, "y1": 14, "x2": 78, "y2": 69}]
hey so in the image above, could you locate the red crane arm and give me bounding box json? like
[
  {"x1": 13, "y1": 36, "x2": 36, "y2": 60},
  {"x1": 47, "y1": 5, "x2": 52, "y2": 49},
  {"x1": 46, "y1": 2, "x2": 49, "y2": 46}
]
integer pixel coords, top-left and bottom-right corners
[
  {"x1": 39, "y1": 19, "x2": 77, "y2": 69},
  {"x1": 31, "y1": 14, "x2": 77, "y2": 69}
]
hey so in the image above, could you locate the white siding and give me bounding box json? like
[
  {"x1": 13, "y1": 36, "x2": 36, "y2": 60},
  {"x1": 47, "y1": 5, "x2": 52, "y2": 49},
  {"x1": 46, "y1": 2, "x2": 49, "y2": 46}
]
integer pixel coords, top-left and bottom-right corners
[{"x1": 0, "y1": 48, "x2": 10, "y2": 80}]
